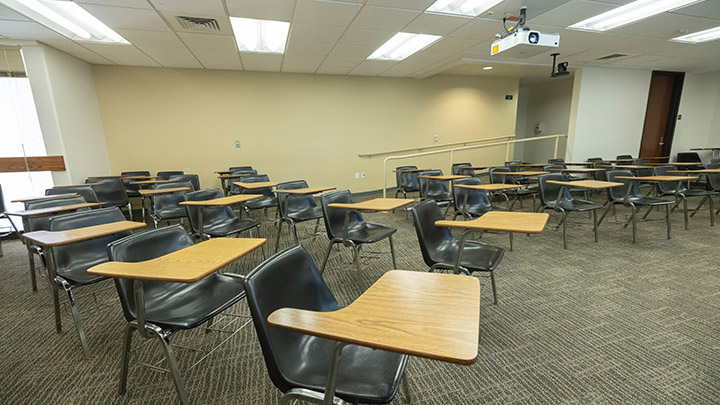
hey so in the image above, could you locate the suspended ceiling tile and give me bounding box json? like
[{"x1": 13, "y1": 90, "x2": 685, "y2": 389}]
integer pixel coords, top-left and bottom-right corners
[
  {"x1": 136, "y1": 44, "x2": 202, "y2": 68},
  {"x1": 177, "y1": 32, "x2": 236, "y2": 50},
  {"x1": 225, "y1": 0, "x2": 296, "y2": 21},
  {"x1": 77, "y1": 0, "x2": 153, "y2": 9},
  {"x1": 80, "y1": 4, "x2": 172, "y2": 31},
  {"x1": 612, "y1": 13, "x2": 720, "y2": 40},
  {"x1": 191, "y1": 48, "x2": 243, "y2": 70},
  {"x1": 366, "y1": 0, "x2": 435, "y2": 11},
  {"x1": 115, "y1": 29, "x2": 184, "y2": 47},
  {"x1": 285, "y1": 41, "x2": 334, "y2": 56},
  {"x1": 448, "y1": 18, "x2": 502, "y2": 39},
  {"x1": 293, "y1": 0, "x2": 362, "y2": 27},
  {"x1": 349, "y1": 5, "x2": 420, "y2": 31},
  {"x1": 349, "y1": 59, "x2": 395, "y2": 76},
  {"x1": 281, "y1": 53, "x2": 325, "y2": 73},
  {"x1": 336, "y1": 29, "x2": 394, "y2": 47},
  {"x1": 82, "y1": 43, "x2": 161, "y2": 66},
  {"x1": 531, "y1": 0, "x2": 616, "y2": 27},
  {"x1": 288, "y1": 24, "x2": 346, "y2": 45},
  {"x1": 148, "y1": 0, "x2": 227, "y2": 16},
  {"x1": 240, "y1": 52, "x2": 283, "y2": 72},
  {"x1": 402, "y1": 12, "x2": 472, "y2": 36}
]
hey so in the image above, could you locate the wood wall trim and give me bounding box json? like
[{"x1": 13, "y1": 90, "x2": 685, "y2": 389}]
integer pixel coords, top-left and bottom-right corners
[{"x1": 0, "y1": 156, "x2": 66, "y2": 173}]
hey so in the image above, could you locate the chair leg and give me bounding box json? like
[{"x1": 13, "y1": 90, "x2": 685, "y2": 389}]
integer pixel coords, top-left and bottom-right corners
[
  {"x1": 389, "y1": 235, "x2": 397, "y2": 269},
  {"x1": 666, "y1": 204, "x2": 671, "y2": 240},
  {"x1": 51, "y1": 285, "x2": 62, "y2": 333},
  {"x1": 313, "y1": 218, "x2": 320, "y2": 235},
  {"x1": 291, "y1": 222, "x2": 299, "y2": 245},
  {"x1": 150, "y1": 328, "x2": 189, "y2": 405},
  {"x1": 127, "y1": 202, "x2": 134, "y2": 221},
  {"x1": 394, "y1": 189, "x2": 399, "y2": 198},
  {"x1": 118, "y1": 323, "x2": 135, "y2": 395},
  {"x1": 59, "y1": 279, "x2": 91, "y2": 359},
  {"x1": 710, "y1": 195, "x2": 715, "y2": 226},
  {"x1": 561, "y1": 211, "x2": 568, "y2": 249},
  {"x1": 320, "y1": 241, "x2": 334, "y2": 275},
  {"x1": 352, "y1": 244, "x2": 362, "y2": 272},
  {"x1": 690, "y1": 196, "x2": 708, "y2": 218},
  {"x1": 27, "y1": 244, "x2": 38, "y2": 292},
  {"x1": 682, "y1": 196, "x2": 689, "y2": 230},
  {"x1": 490, "y1": 271, "x2": 497, "y2": 305},
  {"x1": 631, "y1": 205, "x2": 637, "y2": 244},
  {"x1": 274, "y1": 220, "x2": 284, "y2": 253},
  {"x1": 402, "y1": 374, "x2": 412, "y2": 404},
  {"x1": 252, "y1": 226, "x2": 266, "y2": 260},
  {"x1": 592, "y1": 209, "x2": 598, "y2": 243}
]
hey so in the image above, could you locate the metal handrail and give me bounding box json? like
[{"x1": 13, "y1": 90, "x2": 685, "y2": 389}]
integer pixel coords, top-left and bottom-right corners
[
  {"x1": 382, "y1": 133, "x2": 567, "y2": 197},
  {"x1": 358, "y1": 135, "x2": 515, "y2": 158}
]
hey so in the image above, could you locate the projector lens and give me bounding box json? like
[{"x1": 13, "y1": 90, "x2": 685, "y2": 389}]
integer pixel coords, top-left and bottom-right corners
[{"x1": 529, "y1": 32, "x2": 539, "y2": 44}]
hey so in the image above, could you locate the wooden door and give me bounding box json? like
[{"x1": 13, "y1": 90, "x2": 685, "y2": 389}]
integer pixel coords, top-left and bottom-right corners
[{"x1": 639, "y1": 71, "x2": 684, "y2": 158}]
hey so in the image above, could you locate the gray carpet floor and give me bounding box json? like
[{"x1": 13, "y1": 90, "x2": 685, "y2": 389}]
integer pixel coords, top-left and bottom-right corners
[{"x1": 0, "y1": 191, "x2": 719, "y2": 404}]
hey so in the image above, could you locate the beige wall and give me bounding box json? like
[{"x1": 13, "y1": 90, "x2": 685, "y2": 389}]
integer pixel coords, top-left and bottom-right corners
[
  {"x1": 93, "y1": 66, "x2": 519, "y2": 192},
  {"x1": 671, "y1": 71, "x2": 720, "y2": 162}
]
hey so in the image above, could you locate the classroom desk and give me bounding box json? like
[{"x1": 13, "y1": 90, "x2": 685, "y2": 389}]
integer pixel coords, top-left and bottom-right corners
[
  {"x1": 494, "y1": 170, "x2": 549, "y2": 176},
  {"x1": 268, "y1": 270, "x2": 480, "y2": 403},
  {"x1": 647, "y1": 162, "x2": 704, "y2": 167},
  {"x1": 12, "y1": 193, "x2": 78, "y2": 203},
  {"x1": 53, "y1": 183, "x2": 102, "y2": 188},
  {"x1": 23, "y1": 220, "x2": 146, "y2": 356},
  {"x1": 454, "y1": 183, "x2": 522, "y2": 214},
  {"x1": 130, "y1": 179, "x2": 173, "y2": 186},
  {"x1": 217, "y1": 174, "x2": 252, "y2": 195},
  {"x1": 179, "y1": 194, "x2": 263, "y2": 239},
  {"x1": 436, "y1": 211, "x2": 549, "y2": 254},
  {"x1": 233, "y1": 181, "x2": 278, "y2": 190},
  {"x1": 547, "y1": 168, "x2": 603, "y2": 173},
  {"x1": 615, "y1": 175, "x2": 703, "y2": 229},
  {"x1": 121, "y1": 175, "x2": 158, "y2": 180},
  {"x1": 562, "y1": 162, "x2": 596, "y2": 166},
  {"x1": 509, "y1": 163, "x2": 547, "y2": 168},
  {"x1": 137, "y1": 187, "x2": 192, "y2": 226},
  {"x1": 690, "y1": 147, "x2": 720, "y2": 161},
  {"x1": 273, "y1": 187, "x2": 336, "y2": 252},
  {"x1": 392, "y1": 168, "x2": 432, "y2": 172},
  {"x1": 417, "y1": 175, "x2": 469, "y2": 202},
  {"x1": 668, "y1": 168, "x2": 720, "y2": 174},
  {"x1": 599, "y1": 165, "x2": 652, "y2": 171}
]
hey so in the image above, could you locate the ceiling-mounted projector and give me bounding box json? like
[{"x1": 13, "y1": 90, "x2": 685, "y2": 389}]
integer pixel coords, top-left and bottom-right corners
[
  {"x1": 490, "y1": 6, "x2": 559, "y2": 58},
  {"x1": 491, "y1": 30, "x2": 559, "y2": 57}
]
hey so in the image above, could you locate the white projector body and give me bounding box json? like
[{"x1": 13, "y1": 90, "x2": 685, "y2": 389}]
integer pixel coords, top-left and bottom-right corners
[{"x1": 491, "y1": 30, "x2": 560, "y2": 58}]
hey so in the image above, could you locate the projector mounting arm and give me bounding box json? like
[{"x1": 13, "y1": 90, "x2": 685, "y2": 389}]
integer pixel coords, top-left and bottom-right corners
[{"x1": 501, "y1": 6, "x2": 527, "y2": 38}]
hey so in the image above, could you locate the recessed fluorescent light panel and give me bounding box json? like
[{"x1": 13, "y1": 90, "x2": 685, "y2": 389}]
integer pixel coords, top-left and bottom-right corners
[
  {"x1": 368, "y1": 33, "x2": 441, "y2": 61},
  {"x1": 0, "y1": 0, "x2": 128, "y2": 44},
  {"x1": 426, "y1": 0, "x2": 504, "y2": 17},
  {"x1": 568, "y1": 0, "x2": 704, "y2": 32},
  {"x1": 671, "y1": 26, "x2": 720, "y2": 43},
  {"x1": 230, "y1": 17, "x2": 290, "y2": 54}
]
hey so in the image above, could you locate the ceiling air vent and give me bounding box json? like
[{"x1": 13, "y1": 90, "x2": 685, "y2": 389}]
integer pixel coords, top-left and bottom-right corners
[
  {"x1": 176, "y1": 16, "x2": 221, "y2": 32},
  {"x1": 596, "y1": 53, "x2": 628, "y2": 61}
]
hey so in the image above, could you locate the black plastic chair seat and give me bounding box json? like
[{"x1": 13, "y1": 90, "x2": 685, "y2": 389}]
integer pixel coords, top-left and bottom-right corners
[
  {"x1": 432, "y1": 240, "x2": 504, "y2": 272},
  {"x1": 155, "y1": 205, "x2": 187, "y2": 220},
  {"x1": 550, "y1": 199, "x2": 602, "y2": 212},
  {"x1": 465, "y1": 206, "x2": 492, "y2": 217},
  {"x1": 676, "y1": 189, "x2": 717, "y2": 197},
  {"x1": 56, "y1": 260, "x2": 108, "y2": 285},
  {"x1": 202, "y1": 217, "x2": 259, "y2": 237},
  {"x1": 625, "y1": 196, "x2": 674, "y2": 206},
  {"x1": 126, "y1": 275, "x2": 245, "y2": 331},
  {"x1": 283, "y1": 339, "x2": 407, "y2": 404},
  {"x1": 244, "y1": 195, "x2": 278, "y2": 210},
  {"x1": 426, "y1": 190, "x2": 452, "y2": 201},
  {"x1": 344, "y1": 223, "x2": 397, "y2": 244},
  {"x1": 287, "y1": 205, "x2": 323, "y2": 222}
]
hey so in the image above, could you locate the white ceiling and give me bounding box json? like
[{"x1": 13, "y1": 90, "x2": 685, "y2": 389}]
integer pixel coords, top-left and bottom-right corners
[{"x1": 0, "y1": 0, "x2": 718, "y2": 79}]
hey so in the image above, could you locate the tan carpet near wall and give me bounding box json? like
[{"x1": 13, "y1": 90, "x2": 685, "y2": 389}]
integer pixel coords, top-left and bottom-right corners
[{"x1": 0, "y1": 192, "x2": 719, "y2": 404}]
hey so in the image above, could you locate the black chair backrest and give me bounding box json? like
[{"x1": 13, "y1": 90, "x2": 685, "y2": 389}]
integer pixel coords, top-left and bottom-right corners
[
  {"x1": 154, "y1": 181, "x2": 194, "y2": 219},
  {"x1": 120, "y1": 171, "x2": 150, "y2": 196},
  {"x1": 616, "y1": 154, "x2": 633, "y2": 160},
  {"x1": 168, "y1": 174, "x2": 200, "y2": 190},
  {"x1": 489, "y1": 167, "x2": 512, "y2": 184},
  {"x1": 417, "y1": 170, "x2": 449, "y2": 199},
  {"x1": 538, "y1": 173, "x2": 572, "y2": 207},
  {"x1": 593, "y1": 161, "x2": 610, "y2": 181},
  {"x1": 587, "y1": 157, "x2": 603, "y2": 162},
  {"x1": 452, "y1": 177, "x2": 490, "y2": 213},
  {"x1": 242, "y1": 245, "x2": 341, "y2": 394},
  {"x1": 107, "y1": 225, "x2": 194, "y2": 322},
  {"x1": 676, "y1": 152, "x2": 701, "y2": 163},
  {"x1": 49, "y1": 207, "x2": 130, "y2": 277},
  {"x1": 548, "y1": 158, "x2": 565, "y2": 164},
  {"x1": 23, "y1": 196, "x2": 88, "y2": 232},
  {"x1": 395, "y1": 165, "x2": 418, "y2": 190},
  {"x1": 183, "y1": 188, "x2": 236, "y2": 234},
  {"x1": 229, "y1": 169, "x2": 259, "y2": 194},
  {"x1": 157, "y1": 171, "x2": 184, "y2": 180},
  {"x1": 229, "y1": 166, "x2": 253, "y2": 172},
  {"x1": 276, "y1": 180, "x2": 316, "y2": 218},
  {"x1": 410, "y1": 200, "x2": 456, "y2": 268},
  {"x1": 86, "y1": 177, "x2": 128, "y2": 207},
  {"x1": 319, "y1": 189, "x2": 365, "y2": 240},
  {"x1": 505, "y1": 160, "x2": 525, "y2": 172},
  {"x1": 0, "y1": 184, "x2": 5, "y2": 213},
  {"x1": 606, "y1": 170, "x2": 640, "y2": 201},
  {"x1": 544, "y1": 164, "x2": 565, "y2": 171},
  {"x1": 46, "y1": 186, "x2": 98, "y2": 204},
  {"x1": 652, "y1": 166, "x2": 683, "y2": 194},
  {"x1": 240, "y1": 175, "x2": 274, "y2": 198},
  {"x1": 452, "y1": 163, "x2": 471, "y2": 175},
  {"x1": 707, "y1": 163, "x2": 720, "y2": 190}
]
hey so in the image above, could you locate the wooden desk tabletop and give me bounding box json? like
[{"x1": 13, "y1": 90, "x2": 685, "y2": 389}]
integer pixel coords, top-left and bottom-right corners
[
  {"x1": 121, "y1": 175, "x2": 157, "y2": 180},
  {"x1": 644, "y1": 156, "x2": 670, "y2": 160},
  {"x1": 546, "y1": 180, "x2": 623, "y2": 189},
  {"x1": 599, "y1": 165, "x2": 652, "y2": 169},
  {"x1": 22, "y1": 220, "x2": 146, "y2": 247},
  {"x1": 215, "y1": 171, "x2": 231, "y2": 175},
  {"x1": 647, "y1": 162, "x2": 704, "y2": 166},
  {"x1": 328, "y1": 198, "x2": 412, "y2": 212},
  {"x1": 268, "y1": 270, "x2": 480, "y2": 365},
  {"x1": 495, "y1": 171, "x2": 548, "y2": 176},
  {"x1": 393, "y1": 168, "x2": 432, "y2": 173},
  {"x1": 179, "y1": 194, "x2": 263, "y2": 206},
  {"x1": 233, "y1": 181, "x2": 278, "y2": 189},
  {"x1": 138, "y1": 187, "x2": 191, "y2": 196},
  {"x1": 436, "y1": 211, "x2": 549, "y2": 234},
  {"x1": 608, "y1": 159, "x2": 636, "y2": 163},
  {"x1": 615, "y1": 175, "x2": 698, "y2": 182},
  {"x1": 465, "y1": 166, "x2": 488, "y2": 170},
  {"x1": 273, "y1": 187, "x2": 336, "y2": 195},
  {"x1": 217, "y1": 174, "x2": 252, "y2": 179},
  {"x1": 53, "y1": 183, "x2": 101, "y2": 188},
  {"x1": 668, "y1": 168, "x2": 720, "y2": 174},
  {"x1": 510, "y1": 163, "x2": 546, "y2": 167},
  {"x1": 562, "y1": 162, "x2": 595, "y2": 166},
  {"x1": 417, "y1": 175, "x2": 469, "y2": 181},
  {"x1": 130, "y1": 179, "x2": 172, "y2": 185},
  {"x1": 454, "y1": 184, "x2": 522, "y2": 191},
  {"x1": 12, "y1": 193, "x2": 78, "y2": 203},
  {"x1": 88, "y1": 238, "x2": 266, "y2": 283},
  {"x1": 547, "y1": 168, "x2": 603, "y2": 173},
  {"x1": 5, "y1": 203, "x2": 99, "y2": 217}
]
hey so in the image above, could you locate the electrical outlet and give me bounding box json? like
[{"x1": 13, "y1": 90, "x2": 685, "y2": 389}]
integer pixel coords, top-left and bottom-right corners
[
  {"x1": 235, "y1": 140, "x2": 241, "y2": 148},
  {"x1": 355, "y1": 172, "x2": 360, "y2": 179},
  {"x1": 433, "y1": 135, "x2": 439, "y2": 143},
  {"x1": 361, "y1": 172, "x2": 366, "y2": 179}
]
